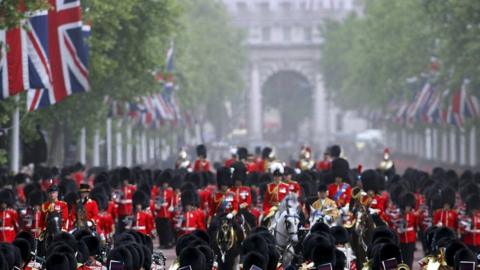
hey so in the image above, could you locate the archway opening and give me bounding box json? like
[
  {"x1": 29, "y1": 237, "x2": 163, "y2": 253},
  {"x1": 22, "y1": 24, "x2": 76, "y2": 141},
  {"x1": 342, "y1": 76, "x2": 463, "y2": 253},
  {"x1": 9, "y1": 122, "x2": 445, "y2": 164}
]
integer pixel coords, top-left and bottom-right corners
[{"x1": 262, "y1": 70, "x2": 313, "y2": 149}]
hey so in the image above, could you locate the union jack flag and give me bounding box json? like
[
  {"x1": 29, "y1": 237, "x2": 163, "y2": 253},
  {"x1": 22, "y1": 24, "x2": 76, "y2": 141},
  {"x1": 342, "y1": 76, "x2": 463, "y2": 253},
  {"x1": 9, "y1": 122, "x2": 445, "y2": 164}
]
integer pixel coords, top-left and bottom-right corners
[{"x1": 48, "y1": 0, "x2": 89, "y2": 102}]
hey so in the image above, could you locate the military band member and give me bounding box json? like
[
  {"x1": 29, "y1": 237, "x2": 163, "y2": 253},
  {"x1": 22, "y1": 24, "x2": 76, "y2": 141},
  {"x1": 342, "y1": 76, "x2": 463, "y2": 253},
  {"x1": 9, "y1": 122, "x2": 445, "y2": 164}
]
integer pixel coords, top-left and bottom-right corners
[
  {"x1": 152, "y1": 170, "x2": 176, "y2": 248},
  {"x1": 230, "y1": 162, "x2": 252, "y2": 210},
  {"x1": 360, "y1": 170, "x2": 386, "y2": 217},
  {"x1": 39, "y1": 185, "x2": 68, "y2": 233},
  {"x1": 78, "y1": 184, "x2": 99, "y2": 226},
  {"x1": 117, "y1": 173, "x2": 136, "y2": 232},
  {"x1": 310, "y1": 184, "x2": 339, "y2": 225},
  {"x1": 130, "y1": 191, "x2": 155, "y2": 237},
  {"x1": 180, "y1": 190, "x2": 206, "y2": 235},
  {"x1": 432, "y1": 187, "x2": 458, "y2": 230},
  {"x1": 93, "y1": 194, "x2": 114, "y2": 243},
  {"x1": 0, "y1": 189, "x2": 19, "y2": 242},
  {"x1": 460, "y1": 194, "x2": 480, "y2": 253},
  {"x1": 327, "y1": 158, "x2": 352, "y2": 208},
  {"x1": 23, "y1": 190, "x2": 46, "y2": 238},
  {"x1": 395, "y1": 192, "x2": 418, "y2": 269},
  {"x1": 209, "y1": 167, "x2": 238, "y2": 219},
  {"x1": 193, "y1": 144, "x2": 211, "y2": 173},
  {"x1": 263, "y1": 167, "x2": 289, "y2": 216}
]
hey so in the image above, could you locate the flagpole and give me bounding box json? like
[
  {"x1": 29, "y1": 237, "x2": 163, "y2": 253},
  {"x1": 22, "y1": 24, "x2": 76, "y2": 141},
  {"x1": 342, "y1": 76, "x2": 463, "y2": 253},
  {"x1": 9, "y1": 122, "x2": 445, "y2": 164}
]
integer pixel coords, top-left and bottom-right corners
[
  {"x1": 10, "y1": 96, "x2": 20, "y2": 173},
  {"x1": 126, "y1": 123, "x2": 132, "y2": 167},
  {"x1": 115, "y1": 120, "x2": 123, "y2": 166},
  {"x1": 106, "y1": 117, "x2": 112, "y2": 169},
  {"x1": 79, "y1": 127, "x2": 86, "y2": 164},
  {"x1": 93, "y1": 128, "x2": 100, "y2": 166}
]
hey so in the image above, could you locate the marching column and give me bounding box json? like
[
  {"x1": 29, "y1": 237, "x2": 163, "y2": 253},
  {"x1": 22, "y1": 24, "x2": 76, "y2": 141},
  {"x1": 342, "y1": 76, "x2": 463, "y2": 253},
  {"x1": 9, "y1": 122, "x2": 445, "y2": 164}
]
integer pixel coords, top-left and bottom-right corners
[{"x1": 248, "y1": 62, "x2": 262, "y2": 141}]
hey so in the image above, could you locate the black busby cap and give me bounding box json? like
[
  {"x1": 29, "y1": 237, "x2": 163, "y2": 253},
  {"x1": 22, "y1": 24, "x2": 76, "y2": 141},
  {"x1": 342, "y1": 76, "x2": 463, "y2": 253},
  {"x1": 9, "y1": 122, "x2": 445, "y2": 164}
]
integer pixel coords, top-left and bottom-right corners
[
  {"x1": 432, "y1": 227, "x2": 456, "y2": 251},
  {"x1": 243, "y1": 251, "x2": 267, "y2": 270},
  {"x1": 445, "y1": 240, "x2": 467, "y2": 267},
  {"x1": 318, "y1": 184, "x2": 327, "y2": 192},
  {"x1": 46, "y1": 253, "x2": 70, "y2": 270},
  {"x1": 311, "y1": 237, "x2": 336, "y2": 267},
  {"x1": 361, "y1": 169, "x2": 379, "y2": 193},
  {"x1": 0, "y1": 189, "x2": 14, "y2": 207},
  {"x1": 237, "y1": 147, "x2": 248, "y2": 160},
  {"x1": 216, "y1": 167, "x2": 232, "y2": 188},
  {"x1": 181, "y1": 190, "x2": 197, "y2": 208},
  {"x1": 329, "y1": 145, "x2": 341, "y2": 158},
  {"x1": 132, "y1": 191, "x2": 149, "y2": 209},
  {"x1": 331, "y1": 158, "x2": 349, "y2": 180},
  {"x1": 179, "y1": 247, "x2": 206, "y2": 270},
  {"x1": 157, "y1": 169, "x2": 173, "y2": 186},
  {"x1": 242, "y1": 234, "x2": 269, "y2": 256},
  {"x1": 371, "y1": 226, "x2": 398, "y2": 246},
  {"x1": 232, "y1": 162, "x2": 247, "y2": 183},
  {"x1": 466, "y1": 194, "x2": 480, "y2": 213},
  {"x1": 79, "y1": 183, "x2": 90, "y2": 193},
  {"x1": 192, "y1": 230, "x2": 210, "y2": 245},
  {"x1": 12, "y1": 238, "x2": 31, "y2": 264},
  {"x1": 372, "y1": 243, "x2": 402, "y2": 270},
  {"x1": 261, "y1": 147, "x2": 273, "y2": 160},
  {"x1": 441, "y1": 187, "x2": 456, "y2": 207},
  {"x1": 454, "y1": 248, "x2": 476, "y2": 269},
  {"x1": 196, "y1": 144, "x2": 207, "y2": 158},
  {"x1": 15, "y1": 231, "x2": 35, "y2": 252},
  {"x1": 399, "y1": 192, "x2": 416, "y2": 210},
  {"x1": 330, "y1": 226, "x2": 350, "y2": 245},
  {"x1": 82, "y1": 235, "x2": 101, "y2": 257}
]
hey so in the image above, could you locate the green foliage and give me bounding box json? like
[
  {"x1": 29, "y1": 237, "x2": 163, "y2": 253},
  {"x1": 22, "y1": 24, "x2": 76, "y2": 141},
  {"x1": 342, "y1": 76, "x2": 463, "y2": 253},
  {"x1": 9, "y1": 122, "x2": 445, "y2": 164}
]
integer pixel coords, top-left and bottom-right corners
[{"x1": 0, "y1": 0, "x2": 49, "y2": 30}]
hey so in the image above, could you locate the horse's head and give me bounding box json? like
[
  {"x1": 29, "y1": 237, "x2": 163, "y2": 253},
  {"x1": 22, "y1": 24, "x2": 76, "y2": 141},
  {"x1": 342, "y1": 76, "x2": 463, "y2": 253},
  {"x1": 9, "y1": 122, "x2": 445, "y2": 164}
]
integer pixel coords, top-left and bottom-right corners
[
  {"x1": 282, "y1": 206, "x2": 300, "y2": 243},
  {"x1": 46, "y1": 211, "x2": 62, "y2": 236}
]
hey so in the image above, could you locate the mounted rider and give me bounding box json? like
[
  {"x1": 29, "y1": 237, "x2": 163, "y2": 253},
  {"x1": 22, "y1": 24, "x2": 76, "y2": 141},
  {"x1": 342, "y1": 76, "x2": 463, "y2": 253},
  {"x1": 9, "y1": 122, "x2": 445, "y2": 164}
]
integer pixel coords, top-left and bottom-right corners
[
  {"x1": 327, "y1": 158, "x2": 352, "y2": 209},
  {"x1": 209, "y1": 167, "x2": 238, "y2": 220},
  {"x1": 262, "y1": 162, "x2": 290, "y2": 218},
  {"x1": 39, "y1": 185, "x2": 68, "y2": 235},
  {"x1": 310, "y1": 184, "x2": 339, "y2": 226}
]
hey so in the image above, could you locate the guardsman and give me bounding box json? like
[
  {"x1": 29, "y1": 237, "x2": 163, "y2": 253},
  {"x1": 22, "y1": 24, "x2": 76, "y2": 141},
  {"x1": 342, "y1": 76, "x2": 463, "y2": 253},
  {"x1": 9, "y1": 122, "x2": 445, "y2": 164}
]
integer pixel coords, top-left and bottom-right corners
[
  {"x1": 117, "y1": 170, "x2": 136, "y2": 232},
  {"x1": 152, "y1": 170, "x2": 176, "y2": 248},
  {"x1": 209, "y1": 167, "x2": 238, "y2": 220},
  {"x1": 0, "y1": 189, "x2": 19, "y2": 242},
  {"x1": 130, "y1": 191, "x2": 155, "y2": 237},
  {"x1": 327, "y1": 158, "x2": 352, "y2": 208},
  {"x1": 24, "y1": 190, "x2": 46, "y2": 238},
  {"x1": 39, "y1": 185, "x2": 68, "y2": 233},
  {"x1": 460, "y1": 194, "x2": 480, "y2": 253},
  {"x1": 360, "y1": 170, "x2": 386, "y2": 218},
  {"x1": 395, "y1": 192, "x2": 418, "y2": 269},
  {"x1": 229, "y1": 162, "x2": 252, "y2": 210},
  {"x1": 180, "y1": 190, "x2": 206, "y2": 235},
  {"x1": 432, "y1": 187, "x2": 458, "y2": 230},
  {"x1": 93, "y1": 194, "x2": 114, "y2": 244},
  {"x1": 225, "y1": 147, "x2": 238, "y2": 168},
  {"x1": 79, "y1": 184, "x2": 99, "y2": 226},
  {"x1": 310, "y1": 184, "x2": 339, "y2": 226},
  {"x1": 284, "y1": 167, "x2": 301, "y2": 198},
  {"x1": 193, "y1": 144, "x2": 211, "y2": 172},
  {"x1": 316, "y1": 149, "x2": 332, "y2": 172},
  {"x1": 258, "y1": 147, "x2": 275, "y2": 173},
  {"x1": 263, "y1": 164, "x2": 289, "y2": 216}
]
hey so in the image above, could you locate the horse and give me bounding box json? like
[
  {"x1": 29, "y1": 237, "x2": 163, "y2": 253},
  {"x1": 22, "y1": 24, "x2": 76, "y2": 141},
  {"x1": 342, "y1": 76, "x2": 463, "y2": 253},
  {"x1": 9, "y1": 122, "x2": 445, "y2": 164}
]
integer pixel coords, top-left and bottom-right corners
[
  {"x1": 38, "y1": 211, "x2": 62, "y2": 257},
  {"x1": 208, "y1": 213, "x2": 245, "y2": 270},
  {"x1": 270, "y1": 194, "x2": 301, "y2": 267},
  {"x1": 236, "y1": 208, "x2": 257, "y2": 239}
]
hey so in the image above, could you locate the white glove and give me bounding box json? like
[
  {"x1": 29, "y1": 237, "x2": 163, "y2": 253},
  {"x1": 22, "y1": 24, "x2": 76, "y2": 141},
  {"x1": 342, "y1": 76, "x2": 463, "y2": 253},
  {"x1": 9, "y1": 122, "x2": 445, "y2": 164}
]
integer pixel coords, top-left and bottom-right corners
[{"x1": 226, "y1": 213, "x2": 233, "y2": 219}]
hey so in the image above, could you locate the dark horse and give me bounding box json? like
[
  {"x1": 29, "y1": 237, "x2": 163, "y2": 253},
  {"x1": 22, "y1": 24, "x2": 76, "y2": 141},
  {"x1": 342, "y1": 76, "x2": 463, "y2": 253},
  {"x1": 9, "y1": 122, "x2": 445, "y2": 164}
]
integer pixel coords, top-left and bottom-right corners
[
  {"x1": 38, "y1": 211, "x2": 62, "y2": 257},
  {"x1": 208, "y1": 213, "x2": 245, "y2": 270}
]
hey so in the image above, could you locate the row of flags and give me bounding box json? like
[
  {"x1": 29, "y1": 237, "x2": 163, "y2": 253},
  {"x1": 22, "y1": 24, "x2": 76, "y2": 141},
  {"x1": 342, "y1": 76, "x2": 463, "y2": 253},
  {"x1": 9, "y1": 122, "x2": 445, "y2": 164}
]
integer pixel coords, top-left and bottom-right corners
[
  {"x1": 0, "y1": 0, "x2": 90, "y2": 111},
  {"x1": 390, "y1": 79, "x2": 480, "y2": 129}
]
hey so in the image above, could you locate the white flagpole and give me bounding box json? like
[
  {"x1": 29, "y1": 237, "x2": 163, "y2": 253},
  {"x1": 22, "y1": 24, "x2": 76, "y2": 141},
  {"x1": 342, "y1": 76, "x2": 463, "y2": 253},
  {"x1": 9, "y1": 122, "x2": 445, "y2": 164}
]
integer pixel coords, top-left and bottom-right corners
[
  {"x1": 79, "y1": 127, "x2": 86, "y2": 164},
  {"x1": 106, "y1": 117, "x2": 112, "y2": 169},
  {"x1": 10, "y1": 96, "x2": 20, "y2": 173},
  {"x1": 93, "y1": 128, "x2": 100, "y2": 166}
]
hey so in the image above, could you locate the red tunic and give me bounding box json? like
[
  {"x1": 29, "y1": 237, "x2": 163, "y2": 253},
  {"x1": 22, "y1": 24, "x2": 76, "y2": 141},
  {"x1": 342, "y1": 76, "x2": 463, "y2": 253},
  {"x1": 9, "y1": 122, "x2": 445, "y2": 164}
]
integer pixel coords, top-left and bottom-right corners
[
  {"x1": 224, "y1": 158, "x2": 236, "y2": 168},
  {"x1": 263, "y1": 182, "x2": 289, "y2": 214},
  {"x1": 433, "y1": 209, "x2": 458, "y2": 230},
  {"x1": 230, "y1": 186, "x2": 252, "y2": 209},
  {"x1": 23, "y1": 209, "x2": 42, "y2": 238},
  {"x1": 193, "y1": 159, "x2": 211, "y2": 172},
  {"x1": 108, "y1": 201, "x2": 118, "y2": 221},
  {"x1": 246, "y1": 161, "x2": 258, "y2": 173},
  {"x1": 316, "y1": 160, "x2": 331, "y2": 172},
  {"x1": 461, "y1": 211, "x2": 480, "y2": 246},
  {"x1": 72, "y1": 171, "x2": 85, "y2": 187},
  {"x1": 152, "y1": 188, "x2": 176, "y2": 219},
  {"x1": 180, "y1": 209, "x2": 206, "y2": 234},
  {"x1": 118, "y1": 185, "x2": 136, "y2": 216},
  {"x1": 132, "y1": 210, "x2": 155, "y2": 236},
  {"x1": 96, "y1": 211, "x2": 114, "y2": 241},
  {"x1": 394, "y1": 211, "x2": 418, "y2": 243},
  {"x1": 40, "y1": 200, "x2": 69, "y2": 232},
  {"x1": 209, "y1": 191, "x2": 238, "y2": 217},
  {"x1": 0, "y1": 208, "x2": 18, "y2": 242},
  {"x1": 327, "y1": 183, "x2": 352, "y2": 208},
  {"x1": 287, "y1": 180, "x2": 301, "y2": 198}
]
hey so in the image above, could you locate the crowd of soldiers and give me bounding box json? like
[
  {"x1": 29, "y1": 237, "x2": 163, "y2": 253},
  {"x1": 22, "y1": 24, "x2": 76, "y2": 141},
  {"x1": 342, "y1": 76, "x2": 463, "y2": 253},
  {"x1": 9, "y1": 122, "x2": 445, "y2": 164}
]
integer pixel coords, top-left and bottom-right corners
[{"x1": 0, "y1": 144, "x2": 478, "y2": 270}]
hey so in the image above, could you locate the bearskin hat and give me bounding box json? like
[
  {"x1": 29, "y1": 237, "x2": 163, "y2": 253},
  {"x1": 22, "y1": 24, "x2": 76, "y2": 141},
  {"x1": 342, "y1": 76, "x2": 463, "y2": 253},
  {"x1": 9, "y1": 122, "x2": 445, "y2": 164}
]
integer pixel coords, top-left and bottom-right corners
[
  {"x1": 243, "y1": 251, "x2": 267, "y2": 270},
  {"x1": 27, "y1": 190, "x2": 46, "y2": 207},
  {"x1": 329, "y1": 145, "x2": 341, "y2": 158},
  {"x1": 216, "y1": 167, "x2": 232, "y2": 188},
  {"x1": 242, "y1": 234, "x2": 269, "y2": 256},
  {"x1": 232, "y1": 162, "x2": 247, "y2": 183},
  {"x1": 330, "y1": 226, "x2": 350, "y2": 245},
  {"x1": 432, "y1": 227, "x2": 456, "y2": 251},
  {"x1": 310, "y1": 236, "x2": 336, "y2": 267},
  {"x1": 454, "y1": 248, "x2": 476, "y2": 269},
  {"x1": 0, "y1": 189, "x2": 14, "y2": 207},
  {"x1": 466, "y1": 194, "x2": 480, "y2": 214},
  {"x1": 181, "y1": 190, "x2": 197, "y2": 208},
  {"x1": 12, "y1": 238, "x2": 31, "y2": 265},
  {"x1": 197, "y1": 245, "x2": 214, "y2": 270},
  {"x1": 361, "y1": 169, "x2": 379, "y2": 193},
  {"x1": 23, "y1": 182, "x2": 41, "y2": 198},
  {"x1": 237, "y1": 147, "x2": 248, "y2": 161},
  {"x1": 441, "y1": 187, "x2": 456, "y2": 207},
  {"x1": 157, "y1": 169, "x2": 173, "y2": 186},
  {"x1": 179, "y1": 247, "x2": 206, "y2": 270},
  {"x1": 371, "y1": 226, "x2": 398, "y2": 246},
  {"x1": 196, "y1": 144, "x2": 207, "y2": 158},
  {"x1": 81, "y1": 235, "x2": 100, "y2": 257},
  {"x1": 331, "y1": 158, "x2": 349, "y2": 180},
  {"x1": 46, "y1": 253, "x2": 70, "y2": 270},
  {"x1": 107, "y1": 247, "x2": 133, "y2": 270},
  {"x1": 372, "y1": 243, "x2": 402, "y2": 270},
  {"x1": 132, "y1": 191, "x2": 149, "y2": 209},
  {"x1": 186, "y1": 173, "x2": 204, "y2": 188},
  {"x1": 445, "y1": 240, "x2": 467, "y2": 267},
  {"x1": 399, "y1": 192, "x2": 416, "y2": 210}
]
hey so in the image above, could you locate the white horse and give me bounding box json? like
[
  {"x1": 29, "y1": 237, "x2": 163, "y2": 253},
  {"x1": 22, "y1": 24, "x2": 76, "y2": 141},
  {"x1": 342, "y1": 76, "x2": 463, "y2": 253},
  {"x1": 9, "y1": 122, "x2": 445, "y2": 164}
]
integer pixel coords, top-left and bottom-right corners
[{"x1": 270, "y1": 194, "x2": 301, "y2": 267}]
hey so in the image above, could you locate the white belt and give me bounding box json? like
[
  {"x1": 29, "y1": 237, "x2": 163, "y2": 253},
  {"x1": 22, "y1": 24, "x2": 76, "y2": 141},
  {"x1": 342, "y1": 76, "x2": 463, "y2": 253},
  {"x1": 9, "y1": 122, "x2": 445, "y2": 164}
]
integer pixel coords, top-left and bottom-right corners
[
  {"x1": 120, "y1": 199, "x2": 132, "y2": 204},
  {"x1": 132, "y1": 226, "x2": 146, "y2": 230},
  {"x1": 0, "y1": 226, "x2": 14, "y2": 231},
  {"x1": 182, "y1": 227, "x2": 196, "y2": 231},
  {"x1": 468, "y1": 229, "x2": 480, "y2": 233}
]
